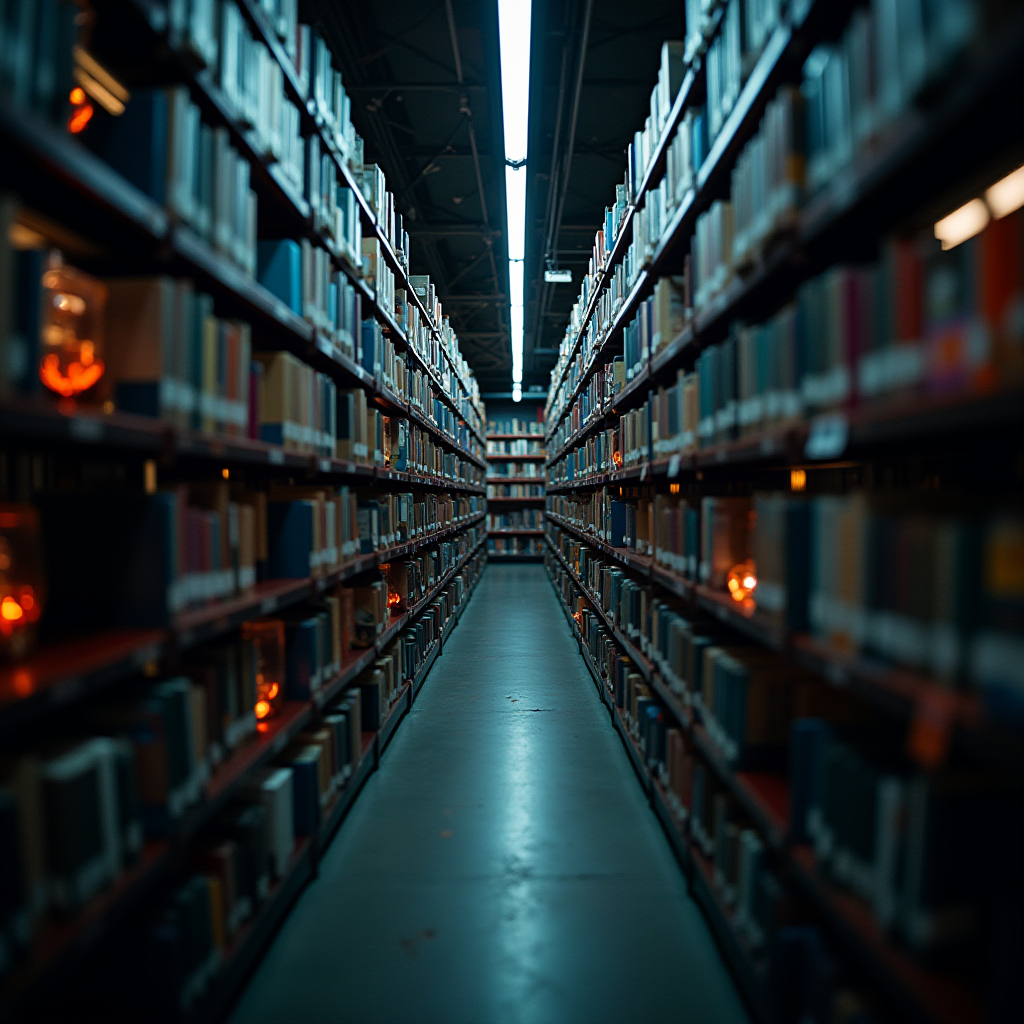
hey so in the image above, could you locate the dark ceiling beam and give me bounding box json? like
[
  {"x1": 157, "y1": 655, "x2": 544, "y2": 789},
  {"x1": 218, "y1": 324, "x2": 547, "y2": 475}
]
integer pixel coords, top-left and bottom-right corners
[
  {"x1": 329, "y1": 8, "x2": 455, "y2": 298},
  {"x1": 533, "y1": 0, "x2": 594, "y2": 346},
  {"x1": 444, "y1": 0, "x2": 504, "y2": 320},
  {"x1": 410, "y1": 225, "x2": 500, "y2": 238},
  {"x1": 443, "y1": 247, "x2": 490, "y2": 291},
  {"x1": 396, "y1": 113, "x2": 467, "y2": 200},
  {"x1": 347, "y1": 82, "x2": 486, "y2": 92}
]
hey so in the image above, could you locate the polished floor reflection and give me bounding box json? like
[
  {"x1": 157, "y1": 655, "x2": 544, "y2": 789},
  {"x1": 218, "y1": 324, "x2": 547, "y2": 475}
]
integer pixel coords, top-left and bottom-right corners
[{"x1": 228, "y1": 564, "x2": 749, "y2": 1024}]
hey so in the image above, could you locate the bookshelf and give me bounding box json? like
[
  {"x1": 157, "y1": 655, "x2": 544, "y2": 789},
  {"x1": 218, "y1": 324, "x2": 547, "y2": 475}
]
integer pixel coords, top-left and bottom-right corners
[
  {"x1": 0, "y1": 1, "x2": 489, "y2": 1020},
  {"x1": 485, "y1": 420, "x2": 546, "y2": 561},
  {"x1": 543, "y1": 2, "x2": 1024, "y2": 1023}
]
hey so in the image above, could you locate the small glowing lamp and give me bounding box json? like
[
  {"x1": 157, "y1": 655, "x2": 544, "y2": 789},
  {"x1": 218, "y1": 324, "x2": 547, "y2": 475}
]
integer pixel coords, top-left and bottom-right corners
[
  {"x1": 242, "y1": 619, "x2": 285, "y2": 720},
  {"x1": 39, "y1": 254, "x2": 107, "y2": 399},
  {"x1": 0, "y1": 506, "x2": 46, "y2": 661},
  {"x1": 612, "y1": 450, "x2": 623, "y2": 468},
  {"x1": 790, "y1": 468, "x2": 806, "y2": 492},
  {"x1": 68, "y1": 87, "x2": 94, "y2": 134},
  {"x1": 726, "y1": 560, "x2": 758, "y2": 604}
]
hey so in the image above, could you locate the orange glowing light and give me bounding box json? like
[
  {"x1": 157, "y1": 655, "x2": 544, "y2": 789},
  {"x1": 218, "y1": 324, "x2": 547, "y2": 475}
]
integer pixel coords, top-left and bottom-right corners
[
  {"x1": 387, "y1": 592, "x2": 401, "y2": 607},
  {"x1": 726, "y1": 561, "x2": 758, "y2": 603},
  {"x1": 68, "y1": 102, "x2": 94, "y2": 134},
  {"x1": 255, "y1": 699, "x2": 272, "y2": 719},
  {"x1": 39, "y1": 351, "x2": 105, "y2": 397},
  {"x1": 1, "y1": 596, "x2": 24, "y2": 622},
  {"x1": 266, "y1": 682, "x2": 280, "y2": 700},
  {"x1": 70, "y1": 87, "x2": 86, "y2": 105},
  {"x1": 790, "y1": 468, "x2": 806, "y2": 492},
  {"x1": 221, "y1": 468, "x2": 230, "y2": 479},
  {"x1": 19, "y1": 590, "x2": 35, "y2": 612},
  {"x1": 13, "y1": 669, "x2": 33, "y2": 697},
  {"x1": 612, "y1": 451, "x2": 623, "y2": 468},
  {"x1": 669, "y1": 483, "x2": 680, "y2": 494}
]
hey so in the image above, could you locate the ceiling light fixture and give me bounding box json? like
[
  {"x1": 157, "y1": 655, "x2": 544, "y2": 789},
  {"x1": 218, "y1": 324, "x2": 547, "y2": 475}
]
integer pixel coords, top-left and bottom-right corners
[{"x1": 498, "y1": 0, "x2": 531, "y2": 401}]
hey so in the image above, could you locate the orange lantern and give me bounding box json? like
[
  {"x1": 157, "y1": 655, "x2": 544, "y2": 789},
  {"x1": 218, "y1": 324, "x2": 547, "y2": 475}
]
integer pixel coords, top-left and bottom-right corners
[
  {"x1": 242, "y1": 619, "x2": 285, "y2": 720},
  {"x1": 0, "y1": 506, "x2": 46, "y2": 661},
  {"x1": 39, "y1": 253, "x2": 107, "y2": 399},
  {"x1": 726, "y1": 559, "x2": 758, "y2": 604}
]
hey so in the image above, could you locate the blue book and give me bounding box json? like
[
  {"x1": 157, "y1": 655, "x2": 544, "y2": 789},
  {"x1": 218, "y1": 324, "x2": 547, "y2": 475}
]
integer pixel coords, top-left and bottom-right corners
[
  {"x1": 285, "y1": 618, "x2": 318, "y2": 699},
  {"x1": 360, "y1": 319, "x2": 379, "y2": 376},
  {"x1": 789, "y1": 719, "x2": 831, "y2": 844},
  {"x1": 86, "y1": 88, "x2": 168, "y2": 203},
  {"x1": 287, "y1": 750, "x2": 321, "y2": 836},
  {"x1": 608, "y1": 501, "x2": 629, "y2": 548},
  {"x1": 267, "y1": 500, "x2": 314, "y2": 578},
  {"x1": 256, "y1": 240, "x2": 302, "y2": 315},
  {"x1": 785, "y1": 501, "x2": 811, "y2": 632},
  {"x1": 359, "y1": 679, "x2": 381, "y2": 732}
]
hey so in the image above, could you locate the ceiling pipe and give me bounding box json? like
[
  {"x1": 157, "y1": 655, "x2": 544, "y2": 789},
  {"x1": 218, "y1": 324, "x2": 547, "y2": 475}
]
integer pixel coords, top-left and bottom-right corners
[
  {"x1": 444, "y1": 0, "x2": 505, "y2": 338},
  {"x1": 533, "y1": 0, "x2": 594, "y2": 350}
]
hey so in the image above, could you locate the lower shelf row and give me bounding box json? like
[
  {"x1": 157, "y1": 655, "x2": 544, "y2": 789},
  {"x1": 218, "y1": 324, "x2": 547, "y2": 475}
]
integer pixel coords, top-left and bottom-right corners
[
  {"x1": 0, "y1": 542, "x2": 487, "y2": 1023},
  {"x1": 545, "y1": 552, "x2": 1011, "y2": 1024}
]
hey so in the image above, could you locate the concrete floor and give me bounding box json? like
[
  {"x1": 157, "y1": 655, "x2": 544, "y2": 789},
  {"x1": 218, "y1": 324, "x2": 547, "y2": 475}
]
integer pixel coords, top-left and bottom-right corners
[{"x1": 227, "y1": 564, "x2": 749, "y2": 1024}]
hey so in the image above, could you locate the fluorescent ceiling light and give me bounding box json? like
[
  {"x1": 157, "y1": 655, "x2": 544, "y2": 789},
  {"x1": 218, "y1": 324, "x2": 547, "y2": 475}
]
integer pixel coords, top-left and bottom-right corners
[
  {"x1": 985, "y1": 164, "x2": 1024, "y2": 220},
  {"x1": 498, "y1": 0, "x2": 531, "y2": 391},
  {"x1": 934, "y1": 198, "x2": 989, "y2": 251}
]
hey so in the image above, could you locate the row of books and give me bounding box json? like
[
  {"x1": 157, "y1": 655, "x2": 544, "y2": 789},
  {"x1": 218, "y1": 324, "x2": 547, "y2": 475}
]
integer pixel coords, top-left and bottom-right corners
[
  {"x1": 356, "y1": 497, "x2": 481, "y2": 558},
  {"x1": 695, "y1": 212, "x2": 1022, "y2": 427},
  {"x1": 548, "y1": 203, "x2": 1021, "y2": 476},
  {"x1": 547, "y1": 408, "x2": 650, "y2": 483},
  {"x1": 803, "y1": 0, "x2": 981, "y2": 197},
  {"x1": 486, "y1": 484, "x2": 545, "y2": 499},
  {"x1": 552, "y1": 546, "x2": 1005, "y2": 988},
  {"x1": 89, "y1": 86, "x2": 258, "y2": 277},
  {"x1": 2, "y1": 545, "x2": 480, "y2": 998},
  {"x1": 552, "y1": 483, "x2": 1024, "y2": 710},
  {"x1": 142, "y1": 552, "x2": 485, "y2": 1012},
  {"x1": 557, "y1": 566, "x2": 879, "y2": 1023},
  {"x1": 5, "y1": 541, "x2": 488, "y2": 956},
  {"x1": 336, "y1": 388, "x2": 484, "y2": 484},
  {"x1": 0, "y1": 0, "x2": 78, "y2": 127},
  {"x1": 485, "y1": 462, "x2": 542, "y2": 479},
  {"x1": 486, "y1": 510, "x2": 542, "y2": 532},
  {"x1": 256, "y1": 237, "x2": 363, "y2": 350},
  {"x1": 487, "y1": 537, "x2": 544, "y2": 557},
  {"x1": 547, "y1": 357, "x2": 626, "y2": 455},
  {"x1": 21, "y1": 3, "x2": 484, "y2": 437},
  {"x1": 0, "y1": 227, "x2": 484, "y2": 468},
  {"x1": 484, "y1": 438, "x2": 545, "y2": 456},
  {"x1": 17, "y1": 479, "x2": 480, "y2": 646},
  {"x1": 546, "y1": 0, "x2": 1019, "y2": 432},
  {"x1": 164, "y1": 4, "x2": 481, "y2": 426},
  {"x1": 486, "y1": 419, "x2": 544, "y2": 436}
]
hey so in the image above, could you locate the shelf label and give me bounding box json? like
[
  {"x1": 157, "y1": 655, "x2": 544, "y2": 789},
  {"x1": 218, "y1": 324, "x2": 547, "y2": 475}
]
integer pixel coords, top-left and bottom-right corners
[{"x1": 804, "y1": 413, "x2": 848, "y2": 460}]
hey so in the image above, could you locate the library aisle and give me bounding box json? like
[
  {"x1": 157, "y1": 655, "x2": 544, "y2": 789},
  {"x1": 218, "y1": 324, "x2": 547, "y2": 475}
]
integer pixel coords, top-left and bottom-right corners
[{"x1": 227, "y1": 564, "x2": 747, "y2": 1024}]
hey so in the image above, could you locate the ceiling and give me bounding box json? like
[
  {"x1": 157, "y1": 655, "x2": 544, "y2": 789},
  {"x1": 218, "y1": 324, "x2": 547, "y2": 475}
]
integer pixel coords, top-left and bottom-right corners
[{"x1": 303, "y1": 0, "x2": 682, "y2": 394}]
